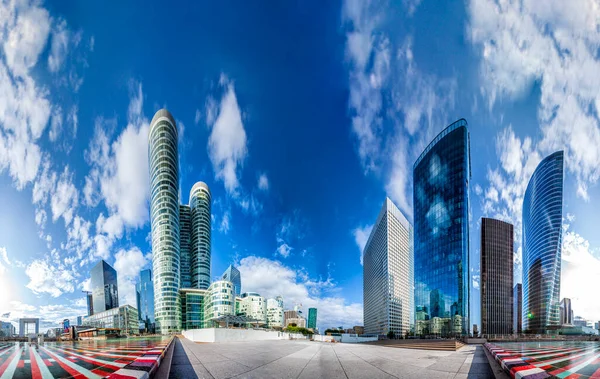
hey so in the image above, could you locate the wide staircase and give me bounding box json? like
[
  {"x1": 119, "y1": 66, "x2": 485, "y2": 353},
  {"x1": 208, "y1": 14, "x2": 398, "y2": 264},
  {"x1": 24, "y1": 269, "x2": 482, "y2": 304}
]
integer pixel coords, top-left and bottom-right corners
[{"x1": 373, "y1": 339, "x2": 466, "y2": 351}]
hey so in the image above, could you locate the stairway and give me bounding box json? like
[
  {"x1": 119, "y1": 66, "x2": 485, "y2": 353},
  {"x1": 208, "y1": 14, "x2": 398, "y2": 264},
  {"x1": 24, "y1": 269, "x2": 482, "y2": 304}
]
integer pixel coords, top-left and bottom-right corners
[{"x1": 377, "y1": 340, "x2": 466, "y2": 351}]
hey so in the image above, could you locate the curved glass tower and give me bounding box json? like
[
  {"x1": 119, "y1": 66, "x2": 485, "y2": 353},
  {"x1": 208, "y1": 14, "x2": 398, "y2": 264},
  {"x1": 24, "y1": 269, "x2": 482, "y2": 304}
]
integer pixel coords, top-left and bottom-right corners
[
  {"x1": 190, "y1": 181, "x2": 211, "y2": 289},
  {"x1": 179, "y1": 205, "x2": 192, "y2": 288},
  {"x1": 522, "y1": 151, "x2": 564, "y2": 334},
  {"x1": 413, "y1": 119, "x2": 470, "y2": 336},
  {"x1": 149, "y1": 109, "x2": 181, "y2": 333}
]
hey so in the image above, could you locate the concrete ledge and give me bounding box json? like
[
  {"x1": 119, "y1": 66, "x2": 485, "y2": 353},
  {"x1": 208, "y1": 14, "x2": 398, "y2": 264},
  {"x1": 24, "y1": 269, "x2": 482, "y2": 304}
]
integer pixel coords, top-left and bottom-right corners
[
  {"x1": 153, "y1": 336, "x2": 175, "y2": 379},
  {"x1": 107, "y1": 336, "x2": 174, "y2": 379},
  {"x1": 182, "y1": 328, "x2": 309, "y2": 343}
]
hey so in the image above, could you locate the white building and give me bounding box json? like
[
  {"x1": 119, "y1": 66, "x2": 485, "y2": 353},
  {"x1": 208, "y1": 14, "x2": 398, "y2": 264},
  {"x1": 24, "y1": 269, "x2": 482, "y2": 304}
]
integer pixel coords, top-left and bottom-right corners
[
  {"x1": 266, "y1": 296, "x2": 284, "y2": 328},
  {"x1": 240, "y1": 292, "x2": 267, "y2": 325},
  {"x1": 363, "y1": 197, "x2": 413, "y2": 336},
  {"x1": 204, "y1": 281, "x2": 236, "y2": 325}
]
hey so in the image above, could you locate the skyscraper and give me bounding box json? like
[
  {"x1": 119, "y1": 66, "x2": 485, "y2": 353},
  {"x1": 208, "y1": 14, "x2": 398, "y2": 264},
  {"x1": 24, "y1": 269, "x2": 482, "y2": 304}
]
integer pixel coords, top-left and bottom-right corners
[
  {"x1": 363, "y1": 198, "x2": 413, "y2": 337},
  {"x1": 481, "y1": 218, "x2": 514, "y2": 335},
  {"x1": 307, "y1": 308, "x2": 317, "y2": 329},
  {"x1": 190, "y1": 182, "x2": 211, "y2": 290},
  {"x1": 149, "y1": 109, "x2": 181, "y2": 333},
  {"x1": 179, "y1": 205, "x2": 192, "y2": 289},
  {"x1": 90, "y1": 260, "x2": 119, "y2": 314},
  {"x1": 86, "y1": 292, "x2": 94, "y2": 316},
  {"x1": 522, "y1": 151, "x2": 564, "y2": 334},
  {"x1": 136, "y1": 269, "x2": 155, "y2": 333},
  {"x1": 514, "y1": 284, "x2": 522, "y2": 334},
  {"x1": 222, "y1": 265, "x2": 242, "y2": 296},
  {"x1": 413, "y1": 119, "x2": 470, "y2": 336},
  {"x1": 560, "y1": 298, "x2": 572, "y2": 325}
]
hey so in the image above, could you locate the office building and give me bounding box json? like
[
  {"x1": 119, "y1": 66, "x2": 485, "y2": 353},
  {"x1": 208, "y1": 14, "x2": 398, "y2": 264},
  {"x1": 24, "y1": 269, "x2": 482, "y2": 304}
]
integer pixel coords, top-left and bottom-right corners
[
  {"x1": 76, "y1": 316, "x2": 82, "y2": 326},
  {"x1": 180, "y1": 288, "x2": 207, "y2": 330},
  {"x1": 86, "y1": 292, "x2": 93, "y2": 316},
  {"x1": 308, "y1": 308, "x2": 317, "y2": 329},
  {"x1": 0, "y1": 321, "x2": 15, "y2": 337},
  {"x1": 266, "y1": 296, "x2": 284, "y2": 328},
  {"x1": 481, "y1": 218, "x2": 514, "y2": 335},
  {"x1": 560, "y1": 298, "x2": 573, "y2": 325},
  {"x1": 514, "y1": 284, "x2": 522, "y2": 334},
  {"x1": 239, "y1": 292, "x2": 267, "y2": 325},
  {"x1": 180, "y1": 205, "x2": 192, "y2": 288},
  {"x1": 149, "y1": 109, "x2": 182, "y2": 333},
  {"x1": 413, "y1": 118, "x2": 471, "y2": 336},
  {"x1": 90, "y1": 260, "x2": 119, "y2": 314},
  {"x1": 190, "y1": 182, "x2": 211, "y2": 289},
  {"x1": 136, "y1": 269, "x2": 155, "y2": 333},
  {"x1": 82, "y1": 305, "x2": 138, "y2": 335},
  {"x1": 363, "y1": 198, "x2": 413, "y2": 337},
  {"x1": 19, "y1": 318, "x2": 39, "y2": 337},
  {"x1": 222, "y1": 265, "x2": 242, "y2": 296},
  {"x1": 573, "y1": 316, "x2": 587, "y2": 328},
  {"x1": 204, "y1": 281, "x2": 236, "y2": 327},
  {"x1": 522, "y1": 151, "x2": 564, "y2": 334}
]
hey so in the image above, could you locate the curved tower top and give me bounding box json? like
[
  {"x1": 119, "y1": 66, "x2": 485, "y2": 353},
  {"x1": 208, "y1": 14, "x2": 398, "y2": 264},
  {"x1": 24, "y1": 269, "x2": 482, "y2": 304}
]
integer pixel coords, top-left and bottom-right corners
[
  {"x1": 149, "y1": 109, "x2": 181, "y2": 333},
  {"x1": 522, "y1": 150, "x2": 564, "y2": 334},
  {"x1": 190, "y1": 181, "x2": 210, "y2": 200}
]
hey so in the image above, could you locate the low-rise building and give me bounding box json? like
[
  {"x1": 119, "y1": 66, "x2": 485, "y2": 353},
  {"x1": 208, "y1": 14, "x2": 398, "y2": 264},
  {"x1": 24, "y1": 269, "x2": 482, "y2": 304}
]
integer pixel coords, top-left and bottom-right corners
[
  {"x1": 285, "y1": 317, "x2": 306, "y2": 328},
  {"x1": 181, "y1": 288, "x2": 208, "y2": 330},
  {"x1": 82, "y1": 305, "x2": 138, "y2": 335},
  {"x1": 239, "y1": 292, "x2": 267, "y2": 325},
  {"x1": 0, "y1": 321, "x2": 15, "y2": 337},
  {"x1": 266, "y1": 297, "x2": 284, "y2": 328}
]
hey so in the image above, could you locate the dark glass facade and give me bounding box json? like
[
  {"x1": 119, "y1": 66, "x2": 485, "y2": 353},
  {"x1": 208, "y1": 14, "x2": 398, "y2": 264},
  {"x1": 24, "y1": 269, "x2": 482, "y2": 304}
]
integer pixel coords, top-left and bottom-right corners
[
  {"x1": 522, "y1": 151, "x2": 563, "y2": 334},
  {"x1": 179, "y1": 205, "x2": 192, "y2": 288},
  {"x1": 413, "y1": 119, "x2": 470, "y2": 336},
  {"x1": 90, "y1": 260, "x2": 119, "y2": 314},
  {"x1": 222, "y1": 265, "x2": 242, "y2": 296},
  {"x1": 481, "y1": 218, "x2": 513, "y2": 335},
  {"x1": 514, "y1": 284, "x2": 522, "y2": 334},
  {"x1": 136, "y1": 269, "x2": 155, "y2": 333},
  {"x1": 308, "y1": 308, "x2": 317, "y2": 329}
]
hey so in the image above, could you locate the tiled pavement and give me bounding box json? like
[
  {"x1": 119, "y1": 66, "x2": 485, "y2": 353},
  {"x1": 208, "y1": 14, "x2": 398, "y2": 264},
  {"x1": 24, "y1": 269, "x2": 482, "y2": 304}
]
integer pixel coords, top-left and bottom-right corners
[
  {"x1": 486, "y1": 341, "x2": 600, "y2": 379},
  {"x1": 169, "y1": 337, "x2": 494, "y2": 379},
  {"x1": 0, "y1": 337, "x2": 171, "y2": 379}
]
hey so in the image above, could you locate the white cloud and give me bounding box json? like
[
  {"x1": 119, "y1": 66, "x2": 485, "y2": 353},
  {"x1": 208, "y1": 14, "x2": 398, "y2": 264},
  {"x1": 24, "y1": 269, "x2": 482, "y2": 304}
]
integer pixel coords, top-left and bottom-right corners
[
  {"x1": 238, "y1": 256, "x2": 362, "y2": 329},
  {"x1": 468, "y1": 0, "x2": 600, "y2": 200},
  {"x1": 352, "y1": 224, "x2": 373, "y2": 265},
  {"x1": 194, "y1": 109, "x2": 201, "y2": 124},
  {"x1": 50, "y1": 166, "x2": 79, "y2": 226},
  {"x1": 561, "y1": 225, "x2": 600, "y2": 321},
  {"x1": 0, "y1": 247, "x2": 10, "y2": 274},
  {"x1": 276, "y1": 243, "x2": 293, "y2": 258},
  {"x1": 219, "y1": 210, "x2": 231, "y2": 234},
  {"x1": 257, "y1": 173, "x2": 269, "y2": 191},
  {"x1": 48, "y1": 19, "x2": 69, "y2": 72},
  {"x1": 207, "y1": 75, "x2": 248, "y2": 196},
  {"x1": 113, "y1": 247, "x2": 151, "y2": 307},
  {"x1": 25, "y1": 259, "x2": 76, "y2": 297}
]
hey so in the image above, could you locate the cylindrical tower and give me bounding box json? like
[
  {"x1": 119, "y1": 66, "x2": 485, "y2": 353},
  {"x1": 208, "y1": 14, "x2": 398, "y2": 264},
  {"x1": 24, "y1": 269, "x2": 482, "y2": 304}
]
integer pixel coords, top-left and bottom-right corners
[
  {"x1": 149, "y1": 109, "x2": 181, "y2": 333},
  {"x1": 190, "y1": 181, "x2": 211, "y2": 289}
]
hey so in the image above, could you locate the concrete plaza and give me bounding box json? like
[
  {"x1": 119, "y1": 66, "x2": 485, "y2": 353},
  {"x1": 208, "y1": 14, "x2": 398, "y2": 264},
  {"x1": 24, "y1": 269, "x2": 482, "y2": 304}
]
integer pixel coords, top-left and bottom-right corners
[{"x1": 169, "y1": 336, "x2": 495, "y2": 379}]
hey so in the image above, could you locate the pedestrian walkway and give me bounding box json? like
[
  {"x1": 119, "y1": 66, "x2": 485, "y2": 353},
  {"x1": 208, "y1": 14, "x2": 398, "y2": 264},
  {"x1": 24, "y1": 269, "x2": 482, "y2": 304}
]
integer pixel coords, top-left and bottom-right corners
[{"x1": 169, "y1": 336, "x2": 494, "y2": 379}]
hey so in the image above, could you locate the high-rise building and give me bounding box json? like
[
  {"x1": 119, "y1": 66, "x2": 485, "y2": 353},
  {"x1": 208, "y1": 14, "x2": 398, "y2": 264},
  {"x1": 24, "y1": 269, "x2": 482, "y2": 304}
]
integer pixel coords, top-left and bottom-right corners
[
  {"x1": 522, "y1": 151, "x2": 564, "y2": 334},
  {"x1": 136, "y1": 269, "x2": 155, "y2": 333},
  {"x1": 179, "y1": 205, "x2": 192, "y2": 288},
  {"x1": 90, "y1": 260, "x2": 119, "y2": 314},
  {"x1": 149, "y1": 109, "x2": 181, "y2": 334},
  {"x1": 239, "y1": 292, "x2": 267, "y2": 324},
  {"x1": 190, "y1": 182, "x2": 211, "y2": 289},
  {"x1": 266, "y1": 296, "x2": 284, "y2": 328},
  {"x1": 413, "y1": 119, "x2": 471, "y2": 336},
  {"x1": 308, "y1": 308, "x2": 317, "y2": 329},
  {"x1": 76, "y1": 316, "x2": 82, "y2": 326},
  {"x1": 0, "y1": 321, "x2": 15, "y2": 337},
  {"x1": 222, "y1": 265, "x2": 242, "y2": 296},
  {"x1": 480, "y1": 218, "x2": 514, "y2": 335},
  {"x1": 86, "y1": 292, "x2": 94, "y2": 316},
  {"x1": 514, "y1": 284, "x2": 522, "y2": 334},
  {"x1": 560, "y1": 298, "x2": 573, "y2": 325},
  {"x1": 363, "y1": 198, "x2": 413, "y2": 337}
]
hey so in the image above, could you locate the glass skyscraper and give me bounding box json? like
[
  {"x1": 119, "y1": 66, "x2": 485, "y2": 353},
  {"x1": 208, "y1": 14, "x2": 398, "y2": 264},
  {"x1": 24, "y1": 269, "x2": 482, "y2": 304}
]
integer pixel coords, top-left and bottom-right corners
[
  {"x1": 222, "y1": 265, "x2": 242, "y2": 296},
  {"x1": 413, "y1": 119, "x2": 470, "y2": 336},
  {"x1": 522, "y1": 151, "x2": 564, "y2": 334},
  {"x1": 514, "y1": 283, "x2": 522, "y2": 334},
  {"x1": 90, "y1": 260, "x2": 119, "y2": 314},
  {"x1": 307, "y1": 308, "x2": 317, "y2": 329},
  {"x1": 149, "y1": 109, "x2": 181, "y2": 333},
  {"x1": 136, "y1": 269, "x2": 155, "y2": 333},
  {"x1": 363, "y1": 198, "x2": 413, "y2": 337},
  {"x1": 480, "y1": 218, "x2": 514, "y2": 335},
  {"x1": 190, "y1": 182, "x2": 211, "y2": 290},
  {"x1": 179, "y1": 205, "x2": 192, "y2": 288}
]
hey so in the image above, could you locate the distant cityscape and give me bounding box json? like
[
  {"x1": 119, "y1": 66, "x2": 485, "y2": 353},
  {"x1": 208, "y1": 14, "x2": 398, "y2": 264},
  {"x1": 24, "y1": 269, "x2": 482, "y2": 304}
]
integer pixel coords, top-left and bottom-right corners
[{"x1": 0, "y1": 116, "x2": 597, "y2": 340}]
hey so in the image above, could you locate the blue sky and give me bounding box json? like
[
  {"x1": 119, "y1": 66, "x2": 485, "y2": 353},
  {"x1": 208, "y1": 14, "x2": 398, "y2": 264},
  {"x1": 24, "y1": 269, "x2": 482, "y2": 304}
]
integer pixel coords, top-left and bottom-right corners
[{"x1": 1, "y1": 0, "x2": 600, "y2": 332}]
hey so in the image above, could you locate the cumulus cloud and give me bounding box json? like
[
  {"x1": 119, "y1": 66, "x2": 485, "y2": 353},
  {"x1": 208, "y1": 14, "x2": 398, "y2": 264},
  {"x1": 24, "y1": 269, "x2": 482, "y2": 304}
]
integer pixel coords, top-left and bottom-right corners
[
  {"x1": 468, "y1": 0, "x2": 600, "y2": 200},
  {"x1": 113, "y1": 247, "x2": 151, "y2": 307},
  {"x1": 238, "y1": 256, "x2": 363, "y2": 329},
  {"x1": 352, "y1": 224, "x2": 373, "y2": 265},
  {"x1": 343, "y1": 0, "x2": 456, "y2": 218},
  {"x1": 207, "y1": 75, "x2": 248, "y2": 196},
  {"x1": 50, "y1": 166, "x2": 79, "y2": 226},
  {"x1": 25, "y1": 258, "x2": 76, "y2": 297},
  {"x1": 257, "y1": 173, "x2": 269, "y2": 191}
]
